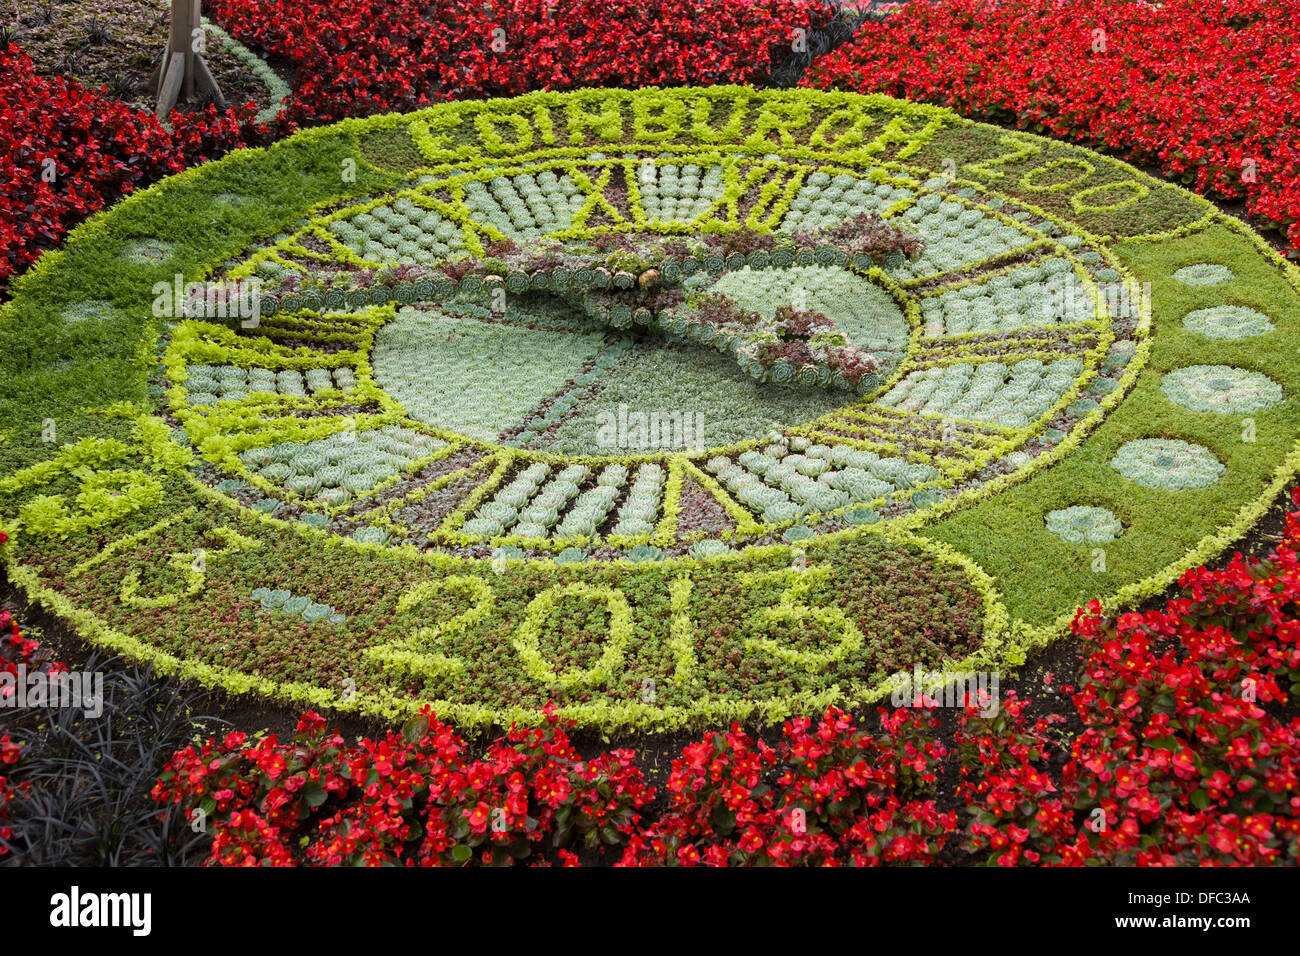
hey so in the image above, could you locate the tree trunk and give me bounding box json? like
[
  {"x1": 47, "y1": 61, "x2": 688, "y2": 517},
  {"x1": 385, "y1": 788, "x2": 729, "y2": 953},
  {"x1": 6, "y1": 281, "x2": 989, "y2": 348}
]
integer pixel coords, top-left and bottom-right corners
[{"x1": 154, "y1": 0, "x2": 225, "y2": 120}]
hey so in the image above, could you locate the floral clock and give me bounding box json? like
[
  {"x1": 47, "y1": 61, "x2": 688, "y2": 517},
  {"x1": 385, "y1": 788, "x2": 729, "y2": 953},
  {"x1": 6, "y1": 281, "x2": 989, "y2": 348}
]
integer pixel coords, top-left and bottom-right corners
[{"x1": 2, "y1": 87, "x2": 1297, "y2": 732}]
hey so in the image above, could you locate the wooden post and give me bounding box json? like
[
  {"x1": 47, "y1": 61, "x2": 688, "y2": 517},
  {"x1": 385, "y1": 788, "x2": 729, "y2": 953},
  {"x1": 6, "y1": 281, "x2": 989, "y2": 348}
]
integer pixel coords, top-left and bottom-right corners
[{"x1": 154, "y1": 0, "x2": 225, "y2": 120}]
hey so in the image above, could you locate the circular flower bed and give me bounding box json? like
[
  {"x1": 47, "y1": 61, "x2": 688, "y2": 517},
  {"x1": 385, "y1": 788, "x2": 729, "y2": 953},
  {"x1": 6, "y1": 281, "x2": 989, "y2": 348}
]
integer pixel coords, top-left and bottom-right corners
[
  {"x1": 1160, "y1": 365, "x2": 1283, "y2": 415},
  {"x1": 1044, "y1": 505, "x2": 1122, "y2": 545},
  {"x1": 1172, "y1": 263, "x2": 1234, "y2": 287},
  {"x1": 2, "y1": 87, "x2": 1298, "y2": 733},
  {"x1": 1182, "y1": 304, "x2": 1276, "y2": 341},
  {"x1": 1109, "y1": 439, "x2": 1226, "y2": 491}
]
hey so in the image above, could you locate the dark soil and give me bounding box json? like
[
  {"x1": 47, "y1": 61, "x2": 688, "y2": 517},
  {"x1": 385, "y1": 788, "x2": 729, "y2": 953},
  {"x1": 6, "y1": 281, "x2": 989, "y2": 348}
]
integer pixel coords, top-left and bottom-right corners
[{"x1": 0, "y1": 0, "x2": 279, "y2": 115}]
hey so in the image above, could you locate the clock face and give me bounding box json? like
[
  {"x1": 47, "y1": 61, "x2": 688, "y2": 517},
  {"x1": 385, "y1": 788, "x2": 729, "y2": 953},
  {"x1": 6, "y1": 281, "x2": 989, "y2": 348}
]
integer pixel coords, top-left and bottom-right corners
[
  {"x1": 179, "y1": 152, "x2": 1137, "y2": 552},
  {"x1": 2, "y1": 87, "x2": 1295, "y2": 732}
]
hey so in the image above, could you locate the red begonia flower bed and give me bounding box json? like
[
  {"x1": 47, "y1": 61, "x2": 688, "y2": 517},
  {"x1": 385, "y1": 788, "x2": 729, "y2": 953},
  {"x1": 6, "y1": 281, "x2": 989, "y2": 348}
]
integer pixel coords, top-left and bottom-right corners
[
  {"x1": 203, "y1": 0, "x2": 832, "y2": 123},
  {"x1": 0, "y1": 46, "x2": 268, "y2": 296}
]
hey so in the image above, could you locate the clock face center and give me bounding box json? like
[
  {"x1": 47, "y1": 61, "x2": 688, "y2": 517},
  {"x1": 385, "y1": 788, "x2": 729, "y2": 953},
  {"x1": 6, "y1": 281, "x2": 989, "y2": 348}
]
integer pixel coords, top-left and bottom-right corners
[{"x1": 368, "y1": 262, "x2": 912, "y2": 459}]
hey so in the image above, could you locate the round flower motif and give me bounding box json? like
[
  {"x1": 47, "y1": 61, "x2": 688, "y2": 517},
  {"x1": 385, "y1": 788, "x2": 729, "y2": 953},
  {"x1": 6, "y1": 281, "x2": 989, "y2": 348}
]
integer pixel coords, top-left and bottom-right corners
[
  {"x1": 214, "y1": 192, "x2": 257, "y2": 208},
  {"x1": 1045, "y1": 505, "x2": 1123, "y2": 544},
  {"x1": 59, "y1": 300, "x2": 118, "y2": 324},
  {"x1": 1172, "y1": 263, "x2": 1234, "y2": 286},
  {"x1": 1181, "y1": 305, "x2": 1274, "y2": 340},
  {"x1": 1110, "y1": 438, "x2": 1224, "y2": 489},
  {"x1": 1160, "y1": 365, "x2": 1282, "y2": 414},
  {"x1": 122, "y1": 239, "x2": 176, "y2": 264}
]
